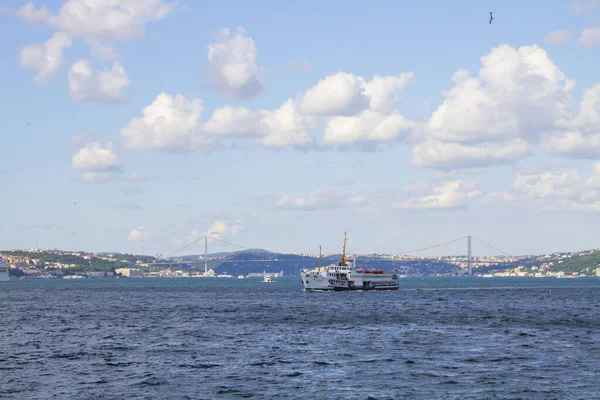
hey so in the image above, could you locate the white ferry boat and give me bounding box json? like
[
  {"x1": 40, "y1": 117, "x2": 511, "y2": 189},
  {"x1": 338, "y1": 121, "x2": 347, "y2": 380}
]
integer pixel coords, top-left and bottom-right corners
[
  {"x1": 301, "y1": 233, "x2": 399, "y2": 291},
  {"x1": 263, "y1": 275, "x2": 272, "y2": 283},
  {"x1": 0, "y1": 260, "x2": 10, "y2": 282}
]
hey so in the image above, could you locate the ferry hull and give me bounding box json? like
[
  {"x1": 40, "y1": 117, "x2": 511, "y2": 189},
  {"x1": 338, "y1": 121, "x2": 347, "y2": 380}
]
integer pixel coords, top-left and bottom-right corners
[{"x1": 301, "y1": 273, "x2": 399, "y2": 291}]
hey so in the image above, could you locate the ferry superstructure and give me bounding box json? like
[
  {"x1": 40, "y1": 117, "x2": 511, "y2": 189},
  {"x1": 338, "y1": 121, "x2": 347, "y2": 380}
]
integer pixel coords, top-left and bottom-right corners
[{"x1": 301, "y1": 233, "x2": 399, "y2": 291}]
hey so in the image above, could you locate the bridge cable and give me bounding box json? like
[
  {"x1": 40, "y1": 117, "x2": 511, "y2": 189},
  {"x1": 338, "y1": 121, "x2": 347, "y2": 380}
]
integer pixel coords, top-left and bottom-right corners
[
  {"x1": 399, "y1": 236, "x2": 469, "y2": 255},
  {"x1": 166, "y1": 236, "x2": 207, "y2": 258},
  {"x1": 471, "y1": 236, "x2": 511, "y2": 257}
]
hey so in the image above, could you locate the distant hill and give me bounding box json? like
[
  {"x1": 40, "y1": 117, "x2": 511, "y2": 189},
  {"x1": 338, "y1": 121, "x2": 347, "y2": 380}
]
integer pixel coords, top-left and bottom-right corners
[
  {"x1": 172, "y1": 248, "x2": 272, "y2": 261},
  {"x1": 181, "y1": 251, "x2": 462, "y2": 276},
  {"x1": 478, "y1": 249, "x2": 600, "y2": 275}
]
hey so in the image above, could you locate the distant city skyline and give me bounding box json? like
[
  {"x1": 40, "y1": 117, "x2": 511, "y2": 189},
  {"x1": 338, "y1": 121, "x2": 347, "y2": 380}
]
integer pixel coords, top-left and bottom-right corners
[{"x1": 1, "y1": 0, "x2": 599, "y2": 257}]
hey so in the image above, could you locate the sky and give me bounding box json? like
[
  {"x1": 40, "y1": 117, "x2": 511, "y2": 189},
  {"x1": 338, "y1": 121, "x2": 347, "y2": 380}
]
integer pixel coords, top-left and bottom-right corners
[{"x1": 1, "y1": 0, "x2": 599, "y2": 257}]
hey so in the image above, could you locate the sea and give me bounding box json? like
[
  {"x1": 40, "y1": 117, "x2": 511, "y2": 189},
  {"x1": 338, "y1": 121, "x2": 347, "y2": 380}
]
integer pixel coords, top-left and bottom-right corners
[{"x1": 1, "y1": 276, "x2": 599, "y2": 399}]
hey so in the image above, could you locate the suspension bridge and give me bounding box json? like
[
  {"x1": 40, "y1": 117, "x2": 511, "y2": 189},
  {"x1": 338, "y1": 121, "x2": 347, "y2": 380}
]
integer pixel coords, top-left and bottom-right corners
[{"x1": 150, "y1": 234, "x2": 512, "y2": 275}]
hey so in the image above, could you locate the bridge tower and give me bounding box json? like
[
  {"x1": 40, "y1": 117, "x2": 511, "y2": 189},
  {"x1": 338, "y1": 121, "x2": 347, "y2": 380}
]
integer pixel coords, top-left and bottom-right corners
[
  {"x1": 204, "y1": 236, "x2": 208, "y2": 274},
  {"x1": 467, "y1": 235, "x2": 472, "y2": 276}
]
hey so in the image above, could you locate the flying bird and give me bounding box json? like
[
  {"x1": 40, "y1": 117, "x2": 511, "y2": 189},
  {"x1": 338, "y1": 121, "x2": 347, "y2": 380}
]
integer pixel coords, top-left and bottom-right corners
[
  {"x1": 24, "y1": 123, "x2": 31, "y2": 128},
  {"x1": 489, "y1": 11, "x2": 494, "y2": 24}
]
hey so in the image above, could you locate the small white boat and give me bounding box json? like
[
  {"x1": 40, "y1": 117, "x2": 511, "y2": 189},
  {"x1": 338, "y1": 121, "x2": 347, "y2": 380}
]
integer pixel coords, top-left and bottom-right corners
[
  {"x1": 238, "y1": 274, "x2": 244, "y2": 279},
  {"x1": 263, "y1": 275, "x2": 272, "y2": 283}
]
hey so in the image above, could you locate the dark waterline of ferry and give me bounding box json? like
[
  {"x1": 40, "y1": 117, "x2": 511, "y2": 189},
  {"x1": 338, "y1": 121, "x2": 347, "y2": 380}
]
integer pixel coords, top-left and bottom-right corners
[{"x1": 1, "y1": 277, "x2": 599, "y2": 399}]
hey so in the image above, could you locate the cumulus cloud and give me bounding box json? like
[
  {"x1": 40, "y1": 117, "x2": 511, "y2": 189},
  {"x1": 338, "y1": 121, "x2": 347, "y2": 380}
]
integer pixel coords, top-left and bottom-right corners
[
  {"x1": 412, "y1": 139, "x2": 530, "y2": 170},
  {"x1": 184, "y1": 219, "x2": 245, "y2": 242},
  {"x1": 545, "y1": 29, "x2": 572, "y2": 44},
  {"x1": 15, "y1": 0, "x2": 177, "y2": 41},
  {"x1": 512, "y1": 169, "x2": 581, "y2": 199},
  {"x1": 297, "y1": 72, "x2": 370, "y2": 116},
  {"x1": 121, "y1": 92, "x2": 220, "y2": 151},
  {"x1": 205, "y1": 26, "x2": 264, "y2": 99},
  {"x1": 68, "y1": 60, "x2": 129, "y2": 102},
  {"x1": 123, "y1": 93, "x2": 313, "y2": 150},
  {"x1": 395, "y1": 180, "x2": 484, "y2": 210},
  {"x1": 19, "y1": 32, "x2": 72, "y2": 84},
  {"x1": 541, "y1": 83, "x2": 600, "y2": 158},
  {"x1": 426, "y1": 45, "x2": 574, "y2": 144},
  {"x1": 324, "y1": 110, "x2": 414, "y2": 144},
  {"x1": 276, "y1": 188, "x2": 364, "y2": 211},
  {"x1": 258, "y1": 99, "x2": 314, "y2": 149},
  {"x1": 297, "y1": 71, "x2": 414, "y2": 117},
  {"x1": 71, "y1": 142, "x2": 122, "y2": 182},
  {"x1": 413, "y1": 44, "x2": 576, "y2": 170},
  {"x1": 128, "y1": 225, "x2": 149, "y2": 241},
  {"x1": 72, "y1": 142, "x2": 120, "y2": 171},
  {"x1": 506, "y1": 164, "x2": 600, "y2": 211}
]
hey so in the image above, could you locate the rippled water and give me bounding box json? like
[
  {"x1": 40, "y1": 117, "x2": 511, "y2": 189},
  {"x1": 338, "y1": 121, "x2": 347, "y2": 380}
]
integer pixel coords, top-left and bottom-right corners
[{"x1": 1, "y1": 277, "x2": 599, "y2": 399}]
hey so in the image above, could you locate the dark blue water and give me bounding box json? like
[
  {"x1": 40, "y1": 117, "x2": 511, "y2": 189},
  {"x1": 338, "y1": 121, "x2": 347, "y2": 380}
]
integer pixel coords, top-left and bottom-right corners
[{"x1": 1, "y1": 277, "x2": 599, "y2": 399}]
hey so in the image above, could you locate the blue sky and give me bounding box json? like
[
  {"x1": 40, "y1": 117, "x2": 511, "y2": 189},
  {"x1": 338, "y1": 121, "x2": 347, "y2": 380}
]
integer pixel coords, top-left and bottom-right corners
[{"x1": 1, "y1": 0, "x2": 599, "y2": 257}]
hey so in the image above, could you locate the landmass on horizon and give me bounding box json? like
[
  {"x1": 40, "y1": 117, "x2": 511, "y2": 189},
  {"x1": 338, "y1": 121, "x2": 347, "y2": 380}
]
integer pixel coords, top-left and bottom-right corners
[{"x1": 2, "y1": 246, "x2": 600, "y2": 279}]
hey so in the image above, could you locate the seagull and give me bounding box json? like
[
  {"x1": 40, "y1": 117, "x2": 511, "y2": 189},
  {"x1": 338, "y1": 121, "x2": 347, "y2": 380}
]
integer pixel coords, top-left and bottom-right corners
[
  {"x1": 489, "y1": 11, "x2": 494, "y2": 24},
  {"x1": 24, "y1": 123, "x2": 32, "y2": 128}
]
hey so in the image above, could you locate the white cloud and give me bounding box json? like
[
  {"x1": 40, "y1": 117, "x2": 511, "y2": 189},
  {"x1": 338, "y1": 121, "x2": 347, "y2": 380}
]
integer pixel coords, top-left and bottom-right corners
[
  {"x1": 298, "y1": 72, "x2": 370, "y2": 116},
  {"x1": 276, "y1": 188, "x2": 364, "y2": 211},
  {"x1": 395, "y1": 180, "x2": 484, "y2": 210},
  {"x1": 19, "y1": 32, "x2": 72, "y2": 84},
  {"x1": 68, "y1": 60, "x2": 129, "y2": 102},
  {"x1": 324, "y1": 110, "x2": 414, "y2": 144},
  {"x1": 506, "y1": 165, "x2": 600, "y2": 211},
  {"x1": 72, "y1": 142, "x2": 120, "y2": 171},
  {"x1": 72, "y1": 142, "x2": 122, "y2": 183},
  {"x1": 512, "y1": 170, "x2": 581, "y2": 199},
  {"x1": 202, "y1": 99, "x2": 314, "y2": 149},
  {"x1": 363, "y1": 72, "x2": 415, "y2": 113},
  {"x1": 541, "y1": 131, "x2": 600, "y2": 158},
  {"x1": 128, "y1": 226, "x2": 149, "y2": 241},
  {"x1": 545, "y1": 29, "x2": 572, "y2": 44},
  {"x1": 541, "y1": 83, "x2": 600, "y2": 158},
  {"x1": 413, "y1": 44, "x2": 576, "y2": 170},
  {"x1": 578, "y1": 27, "x2": 600, "y2": 47},
  {"x1": 16, "y1": 0, "x2": 177, "y2": 41},
  {"x1": 203, "y1": 106, "x2": 263, "y2": 137},
  {"x1": 259, "y1": 99, "x2": 314, "y2": 149},
  {"x1": 412, "y1": 139, "x2": 530, "y2": 170},
  {"x1": 121, "y1": 93, "x2": 219, "y2": 151},
  {"x1": 205, "y1": 220, "x2": 228, "y2": 239},
  {"x1": 205, "y1": 26, "x2": 264, "y2": 99},
  {"x1": 297, "y1": 71, "x2": 414, "y2": 117},
  {"x1": 425, "y1": 44, "x2": 574, "y2": 145}
]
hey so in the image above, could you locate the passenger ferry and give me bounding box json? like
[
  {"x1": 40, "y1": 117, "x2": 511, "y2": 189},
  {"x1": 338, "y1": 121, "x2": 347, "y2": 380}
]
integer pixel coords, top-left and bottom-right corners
[{"x1": 301, "y1": 233, "x2": 399, "y2": 291}]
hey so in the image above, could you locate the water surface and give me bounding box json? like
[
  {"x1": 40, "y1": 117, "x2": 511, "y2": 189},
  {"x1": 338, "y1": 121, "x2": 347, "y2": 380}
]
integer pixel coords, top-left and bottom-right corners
[{"x1": 1, "y1": 277, "x2": 599, "y2": 399}]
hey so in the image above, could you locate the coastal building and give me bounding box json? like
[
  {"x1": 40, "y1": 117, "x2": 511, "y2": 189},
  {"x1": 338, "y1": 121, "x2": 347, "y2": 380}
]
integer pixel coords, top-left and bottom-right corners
[
  {"x1": 596, "y1": 265, "x2": 600, "y2": 277},
  {"x1": 115, "y1": 268, "x2": 143, "y2": 277}
]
